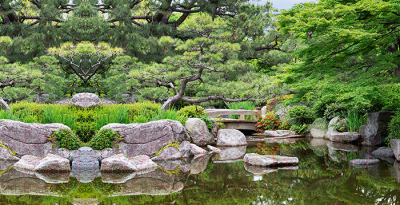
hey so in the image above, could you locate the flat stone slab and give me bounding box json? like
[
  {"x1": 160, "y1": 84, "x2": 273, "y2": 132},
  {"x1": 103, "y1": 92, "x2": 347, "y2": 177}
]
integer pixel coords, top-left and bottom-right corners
[
  {"x1": 350, "y1": 159, "x2": 380, "y2": 165},
  {"x1": 263, "y1": 130, "x2": 295, "y2": 137},
  {"x1": 70, "y1": 93, "x2": 101, "y2": 108},
  {"x1": 243, "y1": 153, "x2": 299, "y2": 167}
]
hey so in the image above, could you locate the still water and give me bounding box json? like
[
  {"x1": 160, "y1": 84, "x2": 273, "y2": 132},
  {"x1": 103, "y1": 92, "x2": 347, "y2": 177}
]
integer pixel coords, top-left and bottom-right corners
[{"x1": 0, "y1": 138, "x2": 399, "y2": 205}]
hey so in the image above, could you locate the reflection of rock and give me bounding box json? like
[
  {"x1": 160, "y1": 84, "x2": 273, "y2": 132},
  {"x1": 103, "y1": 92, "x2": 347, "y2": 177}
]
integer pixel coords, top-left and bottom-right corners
[
  {"x1": 326, "y1": 141, "x2": 358, "y2": 152},
  {"x1": 178, "y1": 157, "x2": 193, "y2": 173},
  {"x1": 101, "y1": 154, "x2": 137, "y2": 172},
  {"x1": 101, "y1": 120, "x2": 190, "y2": 157},
  {"x1": 190, "y1": 154, "x2": 212, "y2": 174},
  {"x1": 71, "y1": 168, "x2": 100, "y2": 183},
  {"x1": 0, "y1": 119, "x2": 69, "y2": 157},
  {"x1": 157, "y1": 159, "x2": 181, "y2": 170},
  {"x1": 189, "y1": 143, "x2": 207, "y2": 156},
  {"x1": 243, "y1": 153, "x2": 299, "y2": 167},
  {"x1": 35, "y1": 172, "x2": 69, "y2": 184},
  {"x1": 14, "y1": 154, "x2": 70, "y2": 172},
  {"x1": 0, "y1": 147, "x2": 19, "y2": 161},
  {"x1": 102, "y1": 172, "x2": 136, "y2": 184},
  {"x1": 262, "y1": 138, "x2": 302, "y2": 144},
  {"x1": 0, "y1": 160, "x2": 15, "y2": 170},
  {"x1": 391, "y1": 161, "x2": 400, "y2": 183},
  {"x1": 212, "y1": 146, "x2": 246, "y2": 162},
  {"x1": 308, "y1": 139, "x2": 328, "y2": 156},
  {"x1": 130, "y1": 155, "x2": 158, "y2": 172},
  {"x1": 114, "y1": 168, "x2": 189, "y2": 196},
  {"x1": 391, "y1": 139, "x2": 400, "y2": 161},
  {"x1": 362, "y1": 111, "x2": 394, "y2": 146},
  {"x1": 350, "y1": 159, "x2": 379, "y2": 165},
  {"x1": 217, "y1": 129, "x2": 247, "y2": 146},
  {"x1": 244, "y1": 163, "x2": 299, "y2": 174},
  {"x1": 352, "y1": 163, "x2": 380, "y2": 169},
  {"x1": 151, "y1": 147, "x2": 182, "y2": 161},
  {"x1": 70, "y1": 198, "x2": 102, "y2": 205},
  {"x1": 185, "y1": 118, "x2": 214, "y2": 146},
  {"x1": 0, "y1": 169, "x2": 57, "y2": 196}
]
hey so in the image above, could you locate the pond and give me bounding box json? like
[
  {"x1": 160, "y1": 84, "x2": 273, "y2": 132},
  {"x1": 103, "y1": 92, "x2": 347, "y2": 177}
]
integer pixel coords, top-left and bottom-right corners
[{"x1": 0, "y1": 138, "x2": 399, "y2": 205}]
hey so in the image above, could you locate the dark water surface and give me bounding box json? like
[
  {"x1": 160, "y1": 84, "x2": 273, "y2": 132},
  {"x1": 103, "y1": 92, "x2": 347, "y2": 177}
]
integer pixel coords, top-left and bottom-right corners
[{"x1": 0, "y1": 138, "x2": 399, "y2": 205}]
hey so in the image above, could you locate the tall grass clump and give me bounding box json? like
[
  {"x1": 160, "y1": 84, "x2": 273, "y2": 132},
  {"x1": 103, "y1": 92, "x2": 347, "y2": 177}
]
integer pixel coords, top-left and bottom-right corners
[
  {"x1": 94, "y1": 104, "x2": 130, "y2": 130},
  {"x1": 345, "y1": 111, "x2": 364, "y2": 132},
  {"x1": 227, "y1": 101, "x2": 256, "y2": 120},
  {"x1": 41, "y1": 104, "x2": 78, "y2": 129},
  {"x1": 153, "y1": 108, "x2": 188, "y2": 126}
]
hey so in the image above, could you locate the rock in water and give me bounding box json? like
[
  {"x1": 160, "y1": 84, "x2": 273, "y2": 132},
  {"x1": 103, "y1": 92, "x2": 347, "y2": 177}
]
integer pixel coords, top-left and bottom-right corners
[
  {"x1": 350, "y1": 159, "x2": 380, "y2": 166},
  {"x1": 217, "y1": 129, "x2": 247, "y2": 146},
  {"x1": 243, "y1": 153, "x2": 299, "y2": 167},
  {"x1": 14, "y1": 154, "x2": 70, "y2": 172},
  {"x1": 70, "y1": 93, "x2": 101, "y2": 108},
  {"x1": 326, "y1": 117, "x2": 360, "y2": 142},
  {"x1": 185, "y1": 118, "x2": 215, "y2": 146},
  {"x1": 391, "y1": 139, "x2": 400, "y2": 161},
  {"x1": 101, "y1": 154, "x2": 137, "y2": 172},
  {"x1": 72, "y1": 147, "x2": 99, "y2": 169},
  {"x1": 371, "y1": 147, "x2": 394, "y2": 158},
  {"x1": 362, "y1": 111, "x2": 395, "y2": 146},
  {"x1": 129, "y1": 155, "x2": 157, "y2": 172}
]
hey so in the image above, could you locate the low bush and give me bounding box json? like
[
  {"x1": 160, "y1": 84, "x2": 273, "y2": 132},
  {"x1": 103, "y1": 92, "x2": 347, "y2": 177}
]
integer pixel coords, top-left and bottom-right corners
[
  {"x1": 256, "y1": 111, "x2": 280, "y2": 133},
  {"x1": 287, "y1": 106, "x2": 314, "y2": 134},
  {"x1": 177, "y1": 105, "x2": 207, "y2": 118},
  {"x1": 50, "y1": 129, "x2": 81, "y2": 150},
  {"x1": 89, "y1": 129, "x2": 122, "y2": 150}
]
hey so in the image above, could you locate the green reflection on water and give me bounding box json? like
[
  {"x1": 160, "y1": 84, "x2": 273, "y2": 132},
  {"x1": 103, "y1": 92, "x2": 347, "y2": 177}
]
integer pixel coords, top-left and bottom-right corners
[{"x1": 0, "y1": 139, "x2": 399, "y2": 205}]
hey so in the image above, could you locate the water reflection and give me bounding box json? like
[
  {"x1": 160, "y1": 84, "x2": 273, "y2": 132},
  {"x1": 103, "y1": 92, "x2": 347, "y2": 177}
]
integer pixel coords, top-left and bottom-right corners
[{"x1": 0, "y1": 139, "x2": 399, "y2": 204}]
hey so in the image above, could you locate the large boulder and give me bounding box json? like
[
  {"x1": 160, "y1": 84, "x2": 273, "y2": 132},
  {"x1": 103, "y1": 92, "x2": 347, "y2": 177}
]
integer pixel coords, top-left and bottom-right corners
[
  {"x1": 309, "y1": 118, "x2": 327, "y2": 138},
  {"x1": 243, "y1": 153, "x2": 299, "y2": 167},
  {"x1": 185, "y1": 118, "x2": 214, "y2": 146},
  {"x1": 0, "y1": 97, "x2": 10, "y2": 110},
  {"x1": 275, "y1": 105, "x2": 291, "y2": 122},
  {"x1": 101, "y1": 120, "x2": 190, "y2": 158},
  {"x1": 391, "y1": 139, "x2": 400, "y2": 161},
  {"x1": 216, "y1": 129, "x2": 247, "y2": 146},
  {"x1": 70, "y1": 93, "x2": 101, "y2": 108},
  {"x1": 0, "y1": 119, "x2": 70, "y2": 157},
  {"x1": 14, "y1": 154, "x2": 70, "y2": 172},
  {"x1": 129, "y1": 155, "x2": 158, "y2": 172},
  {"x1": 151, "y1": 147, "x2": 182, "y2": 161},
  {"x1": 371, "y1": 147, "x2": 394, "y2": 158},
  {"x1": 326, "y1": 117, "x2": 360, "y2": 142},
  {"x1": 362, "y1": 111, "x2": 395, "y2": 146}
]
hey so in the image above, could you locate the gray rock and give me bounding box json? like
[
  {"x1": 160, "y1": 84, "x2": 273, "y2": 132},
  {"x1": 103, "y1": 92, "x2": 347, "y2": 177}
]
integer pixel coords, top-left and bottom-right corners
[
  {"x1": 52, "y1": 148, "x2": 76, "y2": 161},
  {"x1": 71, "y1": 168, "x2": 100, "y2": 183},
  {"x1": 72, "y1": 147, "x2": 99, "y2": 170},
  {"x1": 207, "y1": 145, "x2": 221, "y2": 154},
  {"x1": 151, "y1": 147, "x2": 182, "y2": 161},
  {"x1": 308, "y1": 118, "x2": 328, "y2": 138},
  {"x1": 35, "y1": 172, "x2": 70, "y2": 184},
  {"x1": 0, "y1": 147, "x2": 19, "y2": 161},
  {"x1": 261, "y1": 106, "x2": 267, "y2": 117},
  {"x1": 185, "y1": 118, "x2": 214, "y2": 146},
  {"x1": 157, "y1": 159, "x2": 181, "y2": 170},
  {"x1": 211, "y1": 123, "x2": 219, "y2": 138},
  {"x1": 0, "y1": 120, "x2": 70, "y2": 157},
  {"x1": 129, "y1": 155, "x2": 158, "y2": 172},
  {"x1": 179, "y1": 141, "x2": 192, "y2": 158},
  {"x1": 95, "y1": 148, "x2": 118, "y2": 161},
  {"x1": 326, "y1": 141, "x2": 358, "y2": 152},
  {"x1": 216, "y1": 129, "x2": 247, "y2": 146},
  {"x1": 70, "y1": 93, "x2": 101, "y2": 108},
  {"x1": 359, "y1": 125, "x2": 367, "y2": 139},
  {"x1": 33, "y1": 94, "x2": 50, "y2": 104},
  {"x1": 326, "y1": 117, "x2": 360, "y2": 142},
  {"x1": 372, "y1": 147, "x2": 394, "y2": 158},
  {"x1": 14, "y1": 154, "x2": 70, "y2": 172},
  {"x1": 100, "y1": 154, "x2": 137, "y2": 172},
  {"x1": 350, "y1": 159, "x2": 380, "y2": 165},
  {"x1": 275, "y1": 105, "x2": 290, "y2": 122},
  {"x1": 263, "y1": 130, "x2": 295, "y2": 137},
  {"x1": 391, "y1": 139, "x2": 400, "y2": 161},
  {"x1": 243, "y1": 153, "x2": 299, "y2": 167},
  {"x1": 189, "y1": 143, "x2": 207, "y2": 156},
  {"x1": 0, "y1": 97, "x2": 10, "y2": 110},
  {"x1": 362, "y1": 111, "x2": 395, "y2": 146},
  {"x1": 101, "y1": 120, "x2": 190, "y2": 158},
  {"x1": 0, "y1": 160, "x2": 15, "y2": 170}
]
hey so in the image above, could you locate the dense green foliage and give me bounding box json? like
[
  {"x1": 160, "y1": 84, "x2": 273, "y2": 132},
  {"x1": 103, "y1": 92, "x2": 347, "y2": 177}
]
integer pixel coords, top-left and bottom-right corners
[
  {"x1": 176, "y1": 105, "x2": 207, "y2": 119},
  {"x1": 387, "y1": 111, "x2": 400, "y2": 146},
  {"x1": 50, "y1": 129, "x2": 81, "y2": 150},
  {"x1": 88, "y1": 129, "x2": 121, "y2": 150}
]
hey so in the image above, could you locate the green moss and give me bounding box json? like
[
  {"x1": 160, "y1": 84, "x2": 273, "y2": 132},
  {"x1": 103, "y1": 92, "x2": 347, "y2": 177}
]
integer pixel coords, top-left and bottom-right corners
[
  {"x1": 0, "y1": 141, "x2": 17, "y2": 156},
  {"x1": 0, "y1": 165, "x2": 13, "y2": 178},
  {"x1": 154, "y1": 141, "x2": 180, "y2": 156},
  {"x1": 157, "y1": 165, "x2": 181, "y2": 176}
]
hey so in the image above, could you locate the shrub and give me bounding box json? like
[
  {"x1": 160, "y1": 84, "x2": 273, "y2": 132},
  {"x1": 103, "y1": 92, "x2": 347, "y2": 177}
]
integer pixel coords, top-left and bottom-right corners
[
  {"x1": 288, "y1": 105, "x2": 315, "y2": 125},
  {"x1": 278, "y1": 120, "x2": 291, "y2": 130},
  {"x1": 50, "y1": 129, "x2": 81, "y2": 150},
  {"x1": 177, "y1": 105, "x2": 207, "y2": 118},
  {"x1": 386, "y1": 111, "x2": 400, "y2": 146},
  {"x1": 256, "y1": 111, "x2": 280, "y2": 133},
  {"x1": 345, "y1": 111, "x2": 364, "y2": 132},
  {"x1": 200, "y1": 116, "x2": 215, "y2": 130},
  {"x1": 89, "y1": 129, "x2": 121, "y2": 150}
]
